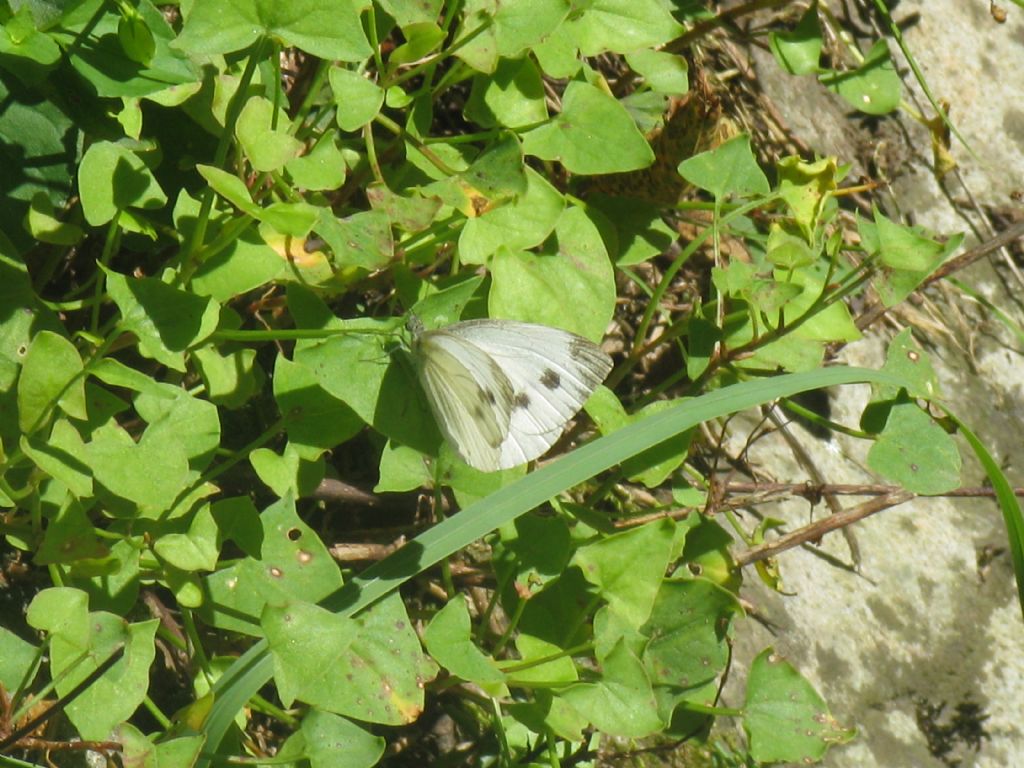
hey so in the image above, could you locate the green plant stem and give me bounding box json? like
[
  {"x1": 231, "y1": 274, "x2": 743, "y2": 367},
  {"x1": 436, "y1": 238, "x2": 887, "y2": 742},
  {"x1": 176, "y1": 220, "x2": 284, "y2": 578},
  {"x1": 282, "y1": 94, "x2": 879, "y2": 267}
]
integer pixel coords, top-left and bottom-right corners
[
  {"x1": 678, "y1": 701, "x2": 744, "y2": 717},
  {"x1": 373, "y1": 111, "x2": 460, "y2": 176},
  {"x1": 868, "y1": 0, "x2": 976, "y2": 159},
  {"x1": 194, "y1": 415, "x2": 288, "y2": 488},
  {"x1": 291, "y1": 59, "x2": 332, "y2": 139},
  {"x1": 178, "y1": 37, "x2": 267, "y2": 285},
  {"x1": 778, "y1": 396, "x2": 871, "y2": 439},
  {"x1": 248, "y1": 693, "x2": 300, "y2": 728},
  {"x1": 90, "y1": 211, "x2": 122, "y2": 336},
  {"x1": 365, "y1": 3, "x2": 385, "y2": 75},
  {"x1": 143, "y1": 695, "x2": 172, "y2": 729},
  {"x1": 498, "y1": 642, "x2": 593, "y2": 676},
  {"x1": 387, "y1": 15, "x2": 493, "y2": 90},
  {"x1": 182, "y1": 609, "x2": 214, "y2": 682},
  {"x1": 490, "y1": 697, "x2": 512, "y2": 764},
  {"x1": 210, "y1": 326, "x2": 394, "y2": 342},
  {"x1": 491, "y1": 592, "x2": 527, "y2": 657},
  {"x1": 362, "y1": 119, "x2": 384, "y2": 184}
]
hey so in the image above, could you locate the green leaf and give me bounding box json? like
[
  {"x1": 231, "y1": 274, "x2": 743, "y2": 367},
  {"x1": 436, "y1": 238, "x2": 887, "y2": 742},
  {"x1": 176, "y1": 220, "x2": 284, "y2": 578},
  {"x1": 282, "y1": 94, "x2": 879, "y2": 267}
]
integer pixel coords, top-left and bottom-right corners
[
  {"x1": 377, "y1": 0, "x2": 444, "y2": 26},
  {"x1": 514, "y1": 569, "x2": 591, "y2": 683},
  {"x1": 86, "y1": 421, "x2": 192, "y2": 515},
  {"x1": 134, "y1": 382, "x2": 222, "y2": 469},
  {"x1": 301, "y1": 710, "x2": 386, "y2": 768},
  {"x1": 330, "y1": 68, "x2": 385, "y2": 131},
  {"x1": 0, "y1": 625, "x2": 37, "y2": 691},
  {"x1": 116, "y1": 723, "x2": 203, "y2": 768},
  {"x1": 199, "y1": 497, "x2": 344, "y2": 635},
  {"x1": 522, "y1": 81, "x2": 655, "y2": 174},
  {"x1": 175, "y1": 0, "x2": 372, "y2": 61},
  {"x1": 532, "y1": 22, "x2": 580, "y2": 78},
  {"x1": 26, "y1": 192, "x2": 83, "y2": 245},
  {"x1": 766, "y1": 224, "x2": 817, "y2": 268},
  {"x1": 860, "y1": 209, "x2": 958, "y2": 307},
  {"x1": 292, "y1": 319, "x2": 437, "y2": 458},
  {"x1": 820, "y1": 38, "x2": 901, "y2": 115},
  {"x1": 712, "y1": 261, "x2": 755, "y2": 297},
  {"x1": 877, "y1": 328, "x2": 940, "y2": 400},
  {"x1": 76, "y1": 538, "x2": 142, "y2": 616},
  {"x1": 315, "y1": 209, "x2": 394, "y2": 272},
  {"x1": 275, "y1": 356, "x2": 363, "y2": 459},
  {"x1": 423, "y1": 598, "x2": 507, "y2": 687},
  {"x1": 387, "y1": 22, "x2": 446, "y2": 73},
  {"x1": 118, "y1": 13, "x2": 156, "y2": 65},
  {"x1": 78, "y1": 141, "x2": 167, "y2": 226},
  {"x1": 562, "y1": 0, "x2": 682, "y2": 55},
  {"x1": 492, "y1": 513, "x2": 573, "y2": 593},
  {"x1": 375, "y1": 440, "x2": 434, "y2": 493},
  {"x1": 769, "y1": 2, "x2": 822, "y2": 75},
  {"x1": 738, "y1": 328, "x2": 825, "y2": 373},
  {"x1": 867, "y1": 402, "x2": 961, "y2": 494},
  {"x1": 286, "y1": 137, "x2": 347, "y2": 191},
  {"x1": 265, "y1": 593, "x2": 438, "y2": 724},
  {"x1": 776, "y1": 155, "x2": 839, "y2": 239},
  {"x1": 745, "y1": 648, "x2": 856, "y2": 762},
  {"x1": 50, "y1": 613, "x2": 158, "y2": 740},
  {"x1": 103, "y1": 267, "x2": 220, "y2": 371},
  {"x1": 197, "y1": 165, "x2": 259, "y2": 215},
  {"x1": 189, "y1": 226, "x2": 286, "y2": 301},
  {"x1": 453, "y1": 0, "x2": 562, "y2": 71},
  {"x1": 777, "y1": 264, "x2": 861, "y2": 342},
  {"x1": 573, "y1": 518, "x2": 675, "y2": 628},
  {"x1": 259, "y1": 202, "x2": 320, "y2": 237},
  {"x1": 35, "y1": 498, "x2": 108, "y2": 565},
  {"x1": 0, "y1": 76, "x2": 75, "y2": 252},
  {"x1": 250, "y1": 444, "x2": 324, "y2": 497},
  {"x1": 585, "y1": 194, "x2": 676, "y2": 267},
  {"x1": 235, "y1": 96, "x2": 303, "y2": 173},
  {"x1": 0, "y1": 8, "x2": 61, "y2": 69},
  {"x1": 459, "y1": 168, "x2": 564, "y2": 264},
  {"x1": 193, "y1": 344, "x2": 262, "y2": 408},
  {"x1": 465, "y1": 56, "x2": 548, "y2": 129},
  {"x1": 679, "y1": 133, "x2": 770, "y2": 201},
  {"x1": 65, "y1": 0, "x2": 199, "y2": 99},
  {"x1": 624, "y1": 49, "x2": 688, "y2": 94},
  {"x1": 747, "y1": 278, "x2": 802, "y2": 317},
  {"x1": 641, "y1": 578, "x2": 738, "y2": 689},
  {"x1": 366, "y1": 183, "x2": 443, "y2": 232},
  {"x1": 559, "y1": 639, "x2": 663, "y2": 737},
  {"x1": 17, "y1": 330, "x2": 86, "y2": 434},
  {"x1": 488, "y1": 206, "x2": 615, "y2": 341},
  {"x1": 211, "y1": 496, "x2": 264, "y2": 558},
  {"x1": 154, "y1": 504, "x2": 221, "y2": 572},
  {"x1": 26, "y1": 587, "x2": 90, "y2": 648},
  {"x1": 872, "y1": 207, "x2": 948, "y2": 272},
  {"x1": 424, "y1": 134, "x2": 528, "y2": 217}
]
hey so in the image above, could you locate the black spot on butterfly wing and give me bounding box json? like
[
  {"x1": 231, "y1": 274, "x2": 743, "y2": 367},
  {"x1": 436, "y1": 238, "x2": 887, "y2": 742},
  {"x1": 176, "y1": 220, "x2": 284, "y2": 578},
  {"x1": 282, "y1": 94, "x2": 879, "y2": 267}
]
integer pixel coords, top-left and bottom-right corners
[
  {"x1": 539, "y1": 369, "x2": 561, "y2": 390},
  {"x1": 512, "y1": 391, "x2": 531, "y2": 410}
]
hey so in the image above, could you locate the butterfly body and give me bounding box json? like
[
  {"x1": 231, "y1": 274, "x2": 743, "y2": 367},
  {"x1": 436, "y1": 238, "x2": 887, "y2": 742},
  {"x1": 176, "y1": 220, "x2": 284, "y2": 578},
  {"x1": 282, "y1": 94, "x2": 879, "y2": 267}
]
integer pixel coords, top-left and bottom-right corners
[{"x1": 409, "y1": 319, "x2": 612, "y2": 471}]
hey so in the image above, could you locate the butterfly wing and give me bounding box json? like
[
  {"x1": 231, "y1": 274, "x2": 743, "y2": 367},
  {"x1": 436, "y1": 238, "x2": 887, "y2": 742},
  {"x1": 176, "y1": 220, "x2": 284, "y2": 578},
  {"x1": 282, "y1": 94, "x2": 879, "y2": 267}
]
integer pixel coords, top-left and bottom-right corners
[
  {"x1": 412, "y1": 328, "x2": 516, "y2": 471},
  {"x1": 443, "y1": 320, "x2": 612, "y2": 469}
]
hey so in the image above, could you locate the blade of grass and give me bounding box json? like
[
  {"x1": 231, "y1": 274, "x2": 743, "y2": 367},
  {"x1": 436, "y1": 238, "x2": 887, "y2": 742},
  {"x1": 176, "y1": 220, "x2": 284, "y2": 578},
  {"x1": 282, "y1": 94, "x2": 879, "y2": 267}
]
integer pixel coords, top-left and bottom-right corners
[
  {"x1": 940, "y1": 406, "x2": 1024, "y2": 621},
  {"x1": 195, "y1": 366, "x2": 909, "y2": 764},
  {"x1": 869, "y1": 0, "x2": 977, "y2": 160}
]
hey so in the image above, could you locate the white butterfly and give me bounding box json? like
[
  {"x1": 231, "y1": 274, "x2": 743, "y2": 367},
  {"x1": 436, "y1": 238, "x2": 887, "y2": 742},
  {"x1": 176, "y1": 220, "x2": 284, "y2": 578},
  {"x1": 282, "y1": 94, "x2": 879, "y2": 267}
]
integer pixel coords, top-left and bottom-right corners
[{"x1": 409, "y1": 317, "x2": 613, "y2": 472}]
